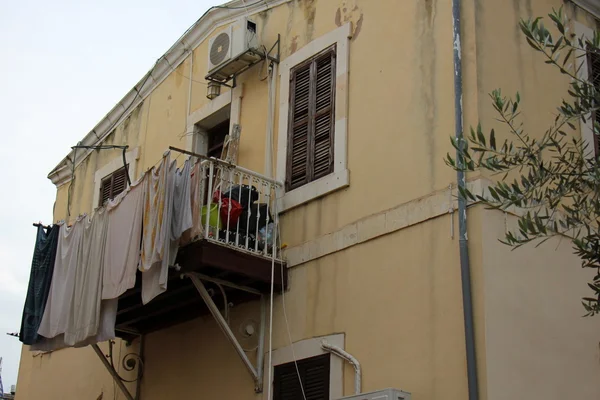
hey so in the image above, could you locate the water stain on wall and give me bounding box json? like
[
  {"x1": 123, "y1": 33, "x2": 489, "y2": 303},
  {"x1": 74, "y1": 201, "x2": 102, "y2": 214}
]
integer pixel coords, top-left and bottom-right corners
[
  {"x1": 302, "y1": 0, "x2": 317, "y2": 43},
  {"x1": 416, "y1": 0, "x2": 437, "y2": 190}
]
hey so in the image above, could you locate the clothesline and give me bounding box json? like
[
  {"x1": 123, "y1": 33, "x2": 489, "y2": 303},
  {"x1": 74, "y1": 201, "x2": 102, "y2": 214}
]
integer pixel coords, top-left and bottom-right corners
[
  {"x1": 20, "y1": 153, "x2": 195, "y2": 352},
  {"x1": 32, "y1": 223, "x2": 51, "y2": 230}
]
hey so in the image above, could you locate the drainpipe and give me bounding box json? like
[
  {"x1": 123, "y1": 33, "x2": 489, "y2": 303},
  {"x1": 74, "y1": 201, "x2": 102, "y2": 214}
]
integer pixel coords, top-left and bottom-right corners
[
  {"x1": 321, "y1": 341, "x2": 361, "y2": 395},
  {"x1": 264, "y1": 62, "x2": 277, "y2": 178},
  {"x1": 452, "y1": 1, "x2": 479, "y2": 400}
]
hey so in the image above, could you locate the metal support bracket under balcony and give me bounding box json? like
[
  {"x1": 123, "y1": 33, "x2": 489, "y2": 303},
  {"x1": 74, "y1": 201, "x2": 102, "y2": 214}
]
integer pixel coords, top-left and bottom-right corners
[
  {"x1": 183, "y1": 272, "x2": 267, "y2": 393},
  {"x1": 91, "y1": 335, "x2": 144, "y2": 400}
]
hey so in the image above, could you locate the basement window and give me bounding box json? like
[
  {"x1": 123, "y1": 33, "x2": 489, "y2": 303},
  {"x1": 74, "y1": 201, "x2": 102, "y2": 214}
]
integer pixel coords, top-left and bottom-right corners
[
  {"x1": 273, "y1": 353, "x2": 330, "y2": 400},
  {"x1": 98, "y1": 165, "x2": 128, "y2": 206}
]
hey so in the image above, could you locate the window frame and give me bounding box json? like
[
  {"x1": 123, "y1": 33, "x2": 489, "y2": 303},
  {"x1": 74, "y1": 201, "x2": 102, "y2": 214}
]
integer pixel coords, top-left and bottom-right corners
[
  {"x1": 265, "y1": 333, "x2": 345, "y2": 400},
  {"x1": 273, "y1": 353, "x2": 331, "y2": 400},
  {"x1": 587, "y1": 49, "x2": 600, "y2": 156},
  {"x1": 98, "y1": 165, "x2": 129, "y2": 207},
  {"x1": 277, "y1": 23, "x2": 351, "y2": 213},
  {"x1": 92, "y1": 147, "x2": 139, "y2": 210},
  {"x1": 574, "y1": 21, "x2": 598, "y2": 157}
]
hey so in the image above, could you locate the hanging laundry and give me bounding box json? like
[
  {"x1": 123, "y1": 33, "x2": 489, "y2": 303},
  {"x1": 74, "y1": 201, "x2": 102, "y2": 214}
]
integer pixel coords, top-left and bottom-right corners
[
  {"x1": 102, "y1": 174, "x2": 145, "y2": 300},
  {"x1": 140, "y1": 154, "x2": 176, "y2": 304},
  {"x1": 19, "y1": 225, "x2": 60, "y2": 345},
  {"x1": 35, "y1": 216, "x2": 86, "y2": 350},
  {"x1": 170, "y1": 158, "x2": 193, "y2": 254},
  {"x1": 64, "y1": 208, "x2": 108, "y2": 346},
  {"x1": 73, "y1": 299, "x2": 118, "y2": 347},
  {"x1": 187, "y1": 160, "x2": 205, "y2": 241}
]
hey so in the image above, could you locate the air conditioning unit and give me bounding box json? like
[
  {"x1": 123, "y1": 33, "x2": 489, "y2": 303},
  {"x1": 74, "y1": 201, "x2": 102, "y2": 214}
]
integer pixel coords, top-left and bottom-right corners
[
  {"x1": 206, "y1": 17, "x2": 262, "y2": 82},
  {"x1": 338, "y1": 388, "x2": 412, "y2": 400}
]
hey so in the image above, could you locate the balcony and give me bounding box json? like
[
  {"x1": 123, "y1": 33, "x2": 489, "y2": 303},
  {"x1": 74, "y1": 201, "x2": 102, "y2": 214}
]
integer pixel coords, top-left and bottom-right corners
[{"x1": 115, "y1": 154, "x2": 287, "y2": 339}]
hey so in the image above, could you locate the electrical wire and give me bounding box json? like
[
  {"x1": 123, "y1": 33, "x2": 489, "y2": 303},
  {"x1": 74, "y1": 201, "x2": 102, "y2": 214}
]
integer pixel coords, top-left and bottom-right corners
[
  {"x1": 265, "y1": 62, "x2": 307, "y2": 400},
  {"x1": 63, "y1": 0, "x2": 273, "y2": 183}
]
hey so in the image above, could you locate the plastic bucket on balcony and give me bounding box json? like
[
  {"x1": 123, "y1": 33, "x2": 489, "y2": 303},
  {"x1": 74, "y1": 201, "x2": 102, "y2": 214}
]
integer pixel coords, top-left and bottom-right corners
[{"x1": 201, "y1": 204, "x2": 222, "y2": 233}]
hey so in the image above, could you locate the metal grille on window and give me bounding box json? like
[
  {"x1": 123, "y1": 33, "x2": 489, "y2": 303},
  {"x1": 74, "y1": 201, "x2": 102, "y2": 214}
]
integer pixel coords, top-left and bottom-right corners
[
  {"x1": 286, "y1": 46, "x2": 336, "y2": 191},
  {"x1": 589, "y1": 50, "x2": 600, "y2": 156},
  {"x1": 99, "y1": 165, "x2": 129, "y2": 206},
  {"x1": 273, "y1": 353, "x2": 330, "y2": 400}
]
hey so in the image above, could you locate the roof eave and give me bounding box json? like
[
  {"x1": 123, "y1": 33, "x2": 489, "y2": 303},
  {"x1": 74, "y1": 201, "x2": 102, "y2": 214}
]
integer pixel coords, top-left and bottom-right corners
[{"x1": 47, "y1": 0, "x2": 284, "y2": 185}]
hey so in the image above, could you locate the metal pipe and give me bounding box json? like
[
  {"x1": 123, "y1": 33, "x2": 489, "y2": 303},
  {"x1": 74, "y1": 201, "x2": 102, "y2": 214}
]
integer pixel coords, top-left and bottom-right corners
[
  {"x1": 256, "y1": 295, "x2": 267, "y2": 393},
  {"x1": 169, "y1": 146, "x2": 283, "y2": 186},
  {"x1": 320, "y1": 341, "x2": 361, "y2": 394},
  {"x1": 187, "y1": 274, "x2": 259, "y2": 381},
  {"x1": 452, "y1": 1, "x2": 479, "y2": 400},
  {"x1": 122, "y1": 147, "x2": 131, "y2": 185},
  {"x1": 183, "y1": 272, "x2": 262, "y2": 295},
  {"x1": 91, "y1": 344, "x2": 135, "y2": 400},
  {"x1": 264, "y1": 62, "x2": 276, "y2": 178},
  {"x1": 135, "y1": 335, "x2": 145, "y2": 400},
  {"x1": 215, "y1": 283, "x2": 229, "y2": 323}
]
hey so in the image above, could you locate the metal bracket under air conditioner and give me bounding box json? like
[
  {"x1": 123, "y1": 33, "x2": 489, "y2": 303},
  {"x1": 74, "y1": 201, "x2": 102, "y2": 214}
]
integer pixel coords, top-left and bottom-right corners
[
  {"x1": 91, "y1": 335, "x2": 145, "y2": 400},
  {"x1": 205, "y1": 34, "x2": 280, "y2": 89},
  {"x1": 183, "y1": 272, "x2": 267, "y2": 393}
]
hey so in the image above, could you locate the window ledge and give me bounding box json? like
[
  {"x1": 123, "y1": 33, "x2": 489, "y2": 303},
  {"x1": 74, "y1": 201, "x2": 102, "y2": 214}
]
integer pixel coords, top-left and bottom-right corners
[{"x1": 278, "y1": 169, "x2": 349, "y2": 213}]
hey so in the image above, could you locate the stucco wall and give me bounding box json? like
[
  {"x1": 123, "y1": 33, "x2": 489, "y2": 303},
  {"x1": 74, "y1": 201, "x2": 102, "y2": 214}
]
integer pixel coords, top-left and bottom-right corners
[
  {"x1": 481, "y1": 208, "x2": 600, "y2": 400},
  {"x1": 16, "y1": 0, "x2": 600, "y2": 399}
]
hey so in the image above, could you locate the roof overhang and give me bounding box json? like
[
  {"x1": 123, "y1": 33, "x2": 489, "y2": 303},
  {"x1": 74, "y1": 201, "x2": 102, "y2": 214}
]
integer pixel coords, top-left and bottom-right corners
[{"x1": 48, "y1": 0, "x2": 289, "y2": 186}]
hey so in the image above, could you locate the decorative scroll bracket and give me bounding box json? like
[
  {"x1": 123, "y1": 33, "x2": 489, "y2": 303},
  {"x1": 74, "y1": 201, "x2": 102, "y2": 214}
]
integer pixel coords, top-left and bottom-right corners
[
  {"x1": 183, "y1": 272, "x2": 267, "y2": 393},
  {"x1": 92, "y1": 336, "x2": 144, "y2": 400}
]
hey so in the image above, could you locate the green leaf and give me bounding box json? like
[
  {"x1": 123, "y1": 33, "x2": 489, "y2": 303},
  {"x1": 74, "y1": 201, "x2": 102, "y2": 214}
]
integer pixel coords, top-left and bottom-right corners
[{"x1": 476, "y1": 123, "x2": 486, "y2": 146}]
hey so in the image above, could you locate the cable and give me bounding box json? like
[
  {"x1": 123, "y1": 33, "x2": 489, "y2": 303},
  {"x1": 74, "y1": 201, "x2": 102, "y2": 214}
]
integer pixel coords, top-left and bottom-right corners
[
  {"x1": 280, "y1": 260, "x2": 307, "y2": 400},
  {"x1": 266, "y1": 73, "x2": 307, "y2": 398},
  {"x1": 64, "y1": 0, "x2": 272, "y2": 179}
]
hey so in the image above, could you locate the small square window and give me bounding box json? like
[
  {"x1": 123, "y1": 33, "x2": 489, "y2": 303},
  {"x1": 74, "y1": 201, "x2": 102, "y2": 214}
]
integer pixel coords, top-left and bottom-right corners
[{"x1": 98, "y1": 165, "x2": 128, "y2": 206}]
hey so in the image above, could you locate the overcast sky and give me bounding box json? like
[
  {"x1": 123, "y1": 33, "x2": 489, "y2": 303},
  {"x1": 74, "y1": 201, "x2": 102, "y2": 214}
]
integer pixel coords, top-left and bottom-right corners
[{"x1": 0, "y1": 0, "x2": 216, "y2": 390}]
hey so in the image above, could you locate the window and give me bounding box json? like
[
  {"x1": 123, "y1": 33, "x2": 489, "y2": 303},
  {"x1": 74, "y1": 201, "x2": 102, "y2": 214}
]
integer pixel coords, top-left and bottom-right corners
[
  {"x1": 273, "y1": 353, "x2": 330, "y2": 400},
  {"x1": 98, "y1": 165, "x2": 128, "y2": 206},
  {"x1": 588, "y1": 50, "x2": 600, "y2": 156},
  {"x1": 286, "y1": 46, "x2": 336, "y2": 191},
  {"x1": 277, "y1": 23, "x2": 350, "y2": 212}
]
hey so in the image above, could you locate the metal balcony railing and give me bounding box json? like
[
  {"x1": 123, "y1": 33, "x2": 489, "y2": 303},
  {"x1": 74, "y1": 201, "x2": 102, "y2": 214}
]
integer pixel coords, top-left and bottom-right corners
[{"x1": 195, "y1": 158, "x2": 282, "y2": 261}]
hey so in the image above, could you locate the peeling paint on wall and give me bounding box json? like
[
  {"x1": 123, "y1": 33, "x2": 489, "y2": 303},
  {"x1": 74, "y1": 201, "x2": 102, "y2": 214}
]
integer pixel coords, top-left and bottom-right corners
[
  {"x1": 290, "y1": 34, "x2": 299, "y2": 54},
  {"x1": 334, "y1": 1, "x2": 364, "y2": 41}
]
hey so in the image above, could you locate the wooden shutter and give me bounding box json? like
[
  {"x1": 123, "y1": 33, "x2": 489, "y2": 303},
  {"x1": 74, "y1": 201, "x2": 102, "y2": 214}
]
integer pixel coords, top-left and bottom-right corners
[
  {"x1": 99, "y1": 176, "x2": 112, "y2": 206},
  {"x1": 98, "y1": 165, "x2": 129, "y2": 206},
  {"x1": 287, "y1": 46, "x2": 336, "y2": 191},
  {"x1": 589, "y1": 51, "x2": 600, "y2": 156},
  {"x1": 273, "y1": 353, "x2": 330, "y2": 400}
]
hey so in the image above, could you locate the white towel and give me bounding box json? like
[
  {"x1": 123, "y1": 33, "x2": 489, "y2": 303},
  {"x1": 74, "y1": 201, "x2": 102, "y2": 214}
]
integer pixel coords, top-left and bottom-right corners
[
  {"x1": 37, "y1": 216, "x2": 86, "y2": 341},
  {"x1": 64, "y1": 208, "x2": 108, "y2": 346},
  {"x1": 102, "y1": 174, "x2": 145, "y2": 300},
  {"x1": 140, "y1": 155, "x2": 176, "y2": 304}
]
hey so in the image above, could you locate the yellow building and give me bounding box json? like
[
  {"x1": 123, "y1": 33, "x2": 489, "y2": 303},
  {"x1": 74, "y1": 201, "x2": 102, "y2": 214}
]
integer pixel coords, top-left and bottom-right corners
[{"x1": 13, "y1": 0, "x2": 600, "y2": 399}]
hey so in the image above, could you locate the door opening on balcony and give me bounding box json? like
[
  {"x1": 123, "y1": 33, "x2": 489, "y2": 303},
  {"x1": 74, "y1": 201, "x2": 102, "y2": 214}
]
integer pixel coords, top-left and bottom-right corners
[
  {"x1": 207, "y1": 119, "x2": 230, "y2": 159},
  {"x1": 193, "y1": 103, "x2": 231, "y2": 157}
]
